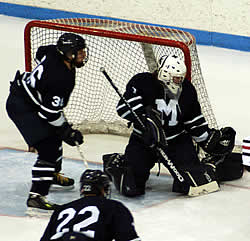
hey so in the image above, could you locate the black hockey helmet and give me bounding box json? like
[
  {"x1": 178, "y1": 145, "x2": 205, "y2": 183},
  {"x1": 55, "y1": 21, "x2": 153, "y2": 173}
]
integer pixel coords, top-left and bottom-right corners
[
  {"x1": 80, "y1": 169, "x2": 111, "y2": 198},
  {"x1": 57, "y1": 33, "x2": 88, "y2": 67}
]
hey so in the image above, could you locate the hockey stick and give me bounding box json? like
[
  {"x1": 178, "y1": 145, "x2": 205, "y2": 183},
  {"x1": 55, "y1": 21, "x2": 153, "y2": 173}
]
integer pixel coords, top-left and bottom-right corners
[
  {"x1": 64, "y1": 114, "x2": 89, "y2": 169},
  {"x1": 100, "y1": 67, "x2": 184, "y2": 183},
  {"x1": 100, "y1": 67, "x2": 145, "y2": 129},
  {"x1": 75, "y1": 141, "x2": 89, "y2": 168}
]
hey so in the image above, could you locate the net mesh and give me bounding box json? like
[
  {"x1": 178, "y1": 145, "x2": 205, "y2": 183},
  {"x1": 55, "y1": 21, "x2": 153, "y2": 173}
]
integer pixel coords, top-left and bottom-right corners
[{"x1": 25, "y1": 18, "x2": 217, "y2": 136}]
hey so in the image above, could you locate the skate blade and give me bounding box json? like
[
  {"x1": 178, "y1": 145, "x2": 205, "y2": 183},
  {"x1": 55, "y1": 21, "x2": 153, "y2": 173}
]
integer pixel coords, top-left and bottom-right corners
[
  {"x1": 188, "y1": 181, "x2": 220, "y2": 197},
  {"x1": 26, "y1": 207, "x2": 54, "y2": 218},
  {"x1": 50, "y1": 184, "x2": 75, "y2": 191}
]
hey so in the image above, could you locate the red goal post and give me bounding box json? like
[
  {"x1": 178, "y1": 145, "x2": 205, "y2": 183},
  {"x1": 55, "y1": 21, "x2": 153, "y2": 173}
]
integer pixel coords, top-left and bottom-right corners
[{"x1": 24, "y1": 18, "x2": 217, "y2": 136}]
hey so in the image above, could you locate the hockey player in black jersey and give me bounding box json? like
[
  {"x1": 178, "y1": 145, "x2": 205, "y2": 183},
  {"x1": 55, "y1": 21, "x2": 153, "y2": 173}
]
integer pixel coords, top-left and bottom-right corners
[
  {"x1": 6, "y1": 33, "x2": 88, "y2": 210},
  {"x1": 103, "y1": 54, "x2": 241, "y2": 197},
  {"x1": 40, "y1": 169, "x2": 141, "y2": 241}
]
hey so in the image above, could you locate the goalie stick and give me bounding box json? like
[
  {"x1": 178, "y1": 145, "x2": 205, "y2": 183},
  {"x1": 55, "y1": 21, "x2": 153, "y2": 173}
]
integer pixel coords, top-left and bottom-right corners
[
  {"x1": 100, "y1": 68, "x2": 220, "y2": 196},
  {"x1": 100, "y1": 67, "x2": 145, "y2": 129}
]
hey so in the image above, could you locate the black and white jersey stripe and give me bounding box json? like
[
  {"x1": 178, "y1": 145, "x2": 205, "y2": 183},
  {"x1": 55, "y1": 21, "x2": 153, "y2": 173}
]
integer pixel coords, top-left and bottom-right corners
[
  {"x1": 184, "y1": 114, "x2": 209, "y2": 142},
  {"x1": 116, "y1": 95, "x2": 143, "y2": 119}
]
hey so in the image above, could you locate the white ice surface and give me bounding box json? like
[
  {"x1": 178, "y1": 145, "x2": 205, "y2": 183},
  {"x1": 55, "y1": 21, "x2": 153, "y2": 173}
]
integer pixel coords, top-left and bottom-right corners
[{"x1": 0, "y1": 15, "x2": 250, "y2": 241}]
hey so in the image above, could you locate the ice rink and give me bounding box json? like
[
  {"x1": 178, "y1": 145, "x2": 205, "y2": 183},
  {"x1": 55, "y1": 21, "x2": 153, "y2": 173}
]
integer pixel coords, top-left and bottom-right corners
[{"x1": 1, "y1": 15, "x2": 250, "y2": 241}]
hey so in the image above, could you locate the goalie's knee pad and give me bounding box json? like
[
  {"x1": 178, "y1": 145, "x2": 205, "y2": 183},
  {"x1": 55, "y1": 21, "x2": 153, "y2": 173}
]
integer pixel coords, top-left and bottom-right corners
[
  {"x1": 102, "y1": 153, "x2": 144, "y2": 197},
  {"x1": 173, "y1": 163, "x2": 220, "y2": 196}
]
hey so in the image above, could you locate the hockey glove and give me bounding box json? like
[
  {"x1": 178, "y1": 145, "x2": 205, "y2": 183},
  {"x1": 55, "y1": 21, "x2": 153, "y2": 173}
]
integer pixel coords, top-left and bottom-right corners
[
  {"x1": 141, "y1": 107, "x2": 167, "y2": 148},
  {"x1": 56, "y1": 122, "x2": 84, "y2": 146},
  {"x1": 200, "y1": 127, "x2": 236, "y2": 156}
]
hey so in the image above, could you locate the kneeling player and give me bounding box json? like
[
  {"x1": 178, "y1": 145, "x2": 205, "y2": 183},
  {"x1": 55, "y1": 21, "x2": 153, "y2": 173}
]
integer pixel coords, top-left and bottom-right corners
[{"x1": 103, "y1": 55, "x2": 242, "y2": 197}]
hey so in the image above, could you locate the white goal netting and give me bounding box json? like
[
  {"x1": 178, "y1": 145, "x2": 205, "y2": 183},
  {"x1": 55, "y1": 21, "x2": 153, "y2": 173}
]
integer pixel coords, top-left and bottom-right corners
[{"x1": 24, "y1": 18, "x2": 218, "y2": 136}]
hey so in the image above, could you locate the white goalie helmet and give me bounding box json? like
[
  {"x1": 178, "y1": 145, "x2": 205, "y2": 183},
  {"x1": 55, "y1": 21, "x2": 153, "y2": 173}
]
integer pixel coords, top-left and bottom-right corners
[{"x1": 157, "y1": 55, "x2": 187, "y2": 98}]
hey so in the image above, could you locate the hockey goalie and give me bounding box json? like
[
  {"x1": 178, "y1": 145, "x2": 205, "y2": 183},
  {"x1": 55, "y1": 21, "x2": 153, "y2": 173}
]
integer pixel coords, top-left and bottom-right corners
[{"x1": 102, "y1": 54, "x2": 243, "y2": 197}]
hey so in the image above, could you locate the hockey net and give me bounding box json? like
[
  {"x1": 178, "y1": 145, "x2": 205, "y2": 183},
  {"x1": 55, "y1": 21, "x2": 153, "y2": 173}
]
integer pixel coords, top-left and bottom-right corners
[{"x1": 24, "y1": 18, "x2": 218, "y2": 136}]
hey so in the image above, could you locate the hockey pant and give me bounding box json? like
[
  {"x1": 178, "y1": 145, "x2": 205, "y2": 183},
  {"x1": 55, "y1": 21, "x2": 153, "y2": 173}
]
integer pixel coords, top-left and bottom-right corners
[{"x1": 6, "y1": 78, "x2": 56, "y2": 146}]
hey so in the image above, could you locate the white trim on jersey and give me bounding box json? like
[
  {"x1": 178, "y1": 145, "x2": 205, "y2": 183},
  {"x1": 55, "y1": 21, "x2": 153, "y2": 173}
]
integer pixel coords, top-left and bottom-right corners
[
  {"x1": 190, "y1": 121, "x2": 208, "y2": 129},
  {"x1": 165, "y1": 130, "x2": 185, "y2": 140},
  {"x1": 22, "y1": 78, "x2": 61, "y2": 113},
  {"x1": 120, "y1": 104, "x2": 143, "y2": 118},
  {"x1": 116, "y1": 96, "x2": 142, "y2": 111},
  {"x1": 184, "y1": 114, "x2": 203, "y2": 124},
  {"x1": 22, "y1": 77, "x2": 66, "y2": 126},
  {"x1": 48, "y1": 113, "x2": 66, "y2": 126}
]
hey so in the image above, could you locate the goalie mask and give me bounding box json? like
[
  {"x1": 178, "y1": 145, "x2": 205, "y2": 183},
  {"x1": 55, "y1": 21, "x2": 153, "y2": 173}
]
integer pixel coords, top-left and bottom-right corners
[
  {"x1": 157, "y1": 55, "x2": 187, "y2": 99},
  {"x1": 80, "y1": 169, "x2": 111, "y2": 198},
  {"x1": 57, "y1": 33, "x2": 88, "y2": 68}
]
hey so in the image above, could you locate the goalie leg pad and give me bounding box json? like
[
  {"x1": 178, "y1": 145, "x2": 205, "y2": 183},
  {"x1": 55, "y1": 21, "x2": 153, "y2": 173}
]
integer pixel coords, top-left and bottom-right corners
[
  {"x1": 186, "y1": 163, "x2": 220, "y2": 196},
  {"x1": 172, "y1": 163, "x2": 220, "y2": 196},
  {"x1": 102, "y1": 153, "x2": 144, "y2": 197}
]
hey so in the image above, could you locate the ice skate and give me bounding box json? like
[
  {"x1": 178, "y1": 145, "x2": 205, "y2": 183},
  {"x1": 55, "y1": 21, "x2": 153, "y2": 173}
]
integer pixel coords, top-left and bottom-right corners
[
  {"x1": 26, "y1": 192, "x2": 60, "y2": 217},
  {"x1": 51, "y1": 172, "x2": 75, "y2": 190}
]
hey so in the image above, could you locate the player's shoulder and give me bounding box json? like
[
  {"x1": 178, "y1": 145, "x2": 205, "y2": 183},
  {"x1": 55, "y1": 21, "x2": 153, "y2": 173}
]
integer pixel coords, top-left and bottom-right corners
[
  {"x1": 36, "y1": 45, "x2": 58, "y2": 62},
  {"x1": 131, "y1": 72, "x2": 154, "y2": 82},
  {"x1": 180, "y1": 79, "x2": 199, "y2": 104},
  {"x1": 57, "y1": 197, "x2": 83, "y2": 210},
  {"x1": 128, "y1": 72, "x2": 157, "y2": 89},
  {"x1": 182, "y1": 79, "x2": 197, "y2": 93}
]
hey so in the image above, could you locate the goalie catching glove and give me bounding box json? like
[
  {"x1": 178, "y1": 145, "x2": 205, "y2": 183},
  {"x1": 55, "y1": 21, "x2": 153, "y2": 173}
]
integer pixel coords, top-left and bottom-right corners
[
  {"x1": 200, "y1": 127, "x2": 236, "y2": 156},
  {"x1": 56, "y1": 122, "x2": 84, "y2": 146},
  {"x1": 141, "y1": 107, "x2": 167, "y2": 148}
]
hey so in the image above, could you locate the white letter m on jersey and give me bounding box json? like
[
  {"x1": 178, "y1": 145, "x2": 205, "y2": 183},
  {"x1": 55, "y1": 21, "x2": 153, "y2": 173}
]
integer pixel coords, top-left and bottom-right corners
[{"x1": 155, "y1": 99, "x2": 179, "y2": 126}]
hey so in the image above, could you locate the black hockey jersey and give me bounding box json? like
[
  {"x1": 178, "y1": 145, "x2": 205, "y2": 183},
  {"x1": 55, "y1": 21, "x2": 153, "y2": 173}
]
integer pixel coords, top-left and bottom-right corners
[
  {"x1": 20, "y1": 45, "x2": 75, "y2": 127},
  {"x1": 116, "y1": 72, "x2": 210, "y2": 143},
  {"x1": 40, "y1": 196, "x2": 140, "y2": 241}
]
